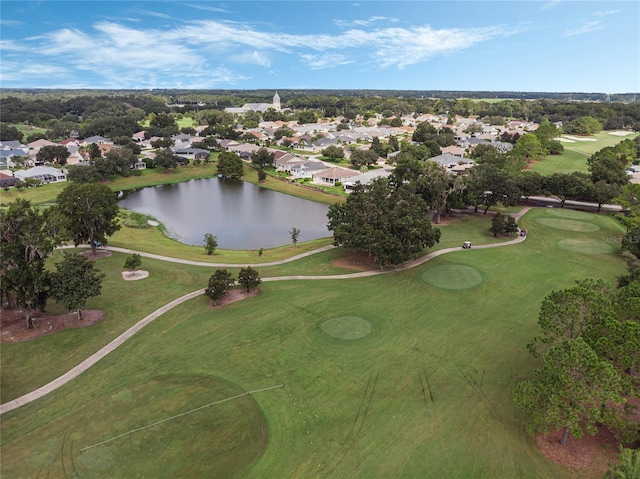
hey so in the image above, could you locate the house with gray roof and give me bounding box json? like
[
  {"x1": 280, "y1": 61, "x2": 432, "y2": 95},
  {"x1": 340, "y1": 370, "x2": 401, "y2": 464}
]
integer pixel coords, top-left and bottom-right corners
[
  {"x1": 173, "y1": 148, "x2": 210, "y2": 161},
  {"x1": 290, "y1": 160, "x2": 326, "y2": 178},
  {"x1": 427, "y1": 153, "x2": 474, "y2": 169},
  {"x1": 14, "y1": 166, "x2": 66, "y2": 184},
  {"x1": 343, "y1": 168, "x2": 394, "y2": 191}
]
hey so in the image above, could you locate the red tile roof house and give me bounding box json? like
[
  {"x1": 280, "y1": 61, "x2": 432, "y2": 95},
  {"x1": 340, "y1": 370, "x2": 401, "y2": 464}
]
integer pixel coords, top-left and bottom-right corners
[{"x1": 312, "y1": 166, "x2": 360, "y2": 186}]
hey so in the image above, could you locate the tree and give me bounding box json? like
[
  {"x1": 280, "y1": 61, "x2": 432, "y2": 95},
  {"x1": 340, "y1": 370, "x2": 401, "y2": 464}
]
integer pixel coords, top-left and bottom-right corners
[
  {"x1": 203, "y1": 233, "x2": 218, "y2": 255},
  {"x1": 327, "y1": 178, "x2": 441, "y2": 268},
  {"x1": 50, "y1": 252, "x2": 104, "y2": 321},
  {"x1": 0, "y1": 123, "x2": 23, "y2": 141},
  {"x1": 517, "y1": 172, "x2": 545, "y2": 203},
  {"x1": 0, "y1": 199, "x2": 58, "y2": 328},
  {"x1": 238, "y1": 266, "x2": 262, "y2": 292},
  {"x1": 490, "y1": 212, "x2": 505, "y2": 237},
  {"x1": 513, "y1": 338, "x2": 623, "y2": 446},
  {"x1": 204, "y1": 269, "x2": 234, "y2": 305},
  {"x1": 528, "y1": 280, "x2": 616, "y2": 357},
  {"x1": 511, "y1": 133, "x2": 544, "y2": 162},
  {"x1": 250, "y1": 148, "x2": 275, "y2": 168},
  {"x1": 290, "y1": 227, "x2": 300, "y2": 247},
  {"x1": 592, "y1": 181, "x2": 623, "y2": 212},
  {"x1": 154, "y1": 148, "x2": 179, "y2": 170},
  {"x1": 297, "y1": 110, "x2": 317, "y2": 125},
  {"x1": 588, "y1": 148, "x2": 630, "y2": 187},
  {"x1": 36, "y1": 145, "x2": 70, "y2": 166},
  {"x1": 54, "y1": 182, "x2": 121, "y2": 254},
  {"x1": 544, "y1": 172, "x2": 593, "y2": 208},
  {"x1": 565, "y1": 116, "x2": 603, "y2": 135},
  {"x1": 349, "y1": 149, "x2": 378, "y2": 167},
  {"x1": 217, "y1": 151, "x2": 244, "y2": 179},
  {"x1": 321, "y1": 145, "x2": 345, "y2": 161},
  {"x1": 124, "y1": 253, "x2": 142, "y2": 275},
  {"x1": 257, "y1": 168, "x2": 267, "y2": 182},
  {"x1": 604, "y1": 448, "x2": 640, "y2": 479}
]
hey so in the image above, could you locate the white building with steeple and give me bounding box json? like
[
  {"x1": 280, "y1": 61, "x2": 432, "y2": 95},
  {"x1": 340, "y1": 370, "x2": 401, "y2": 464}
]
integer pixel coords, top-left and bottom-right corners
[{"x1": 224, "y1": 92, "x2": 282, "y2": 114}]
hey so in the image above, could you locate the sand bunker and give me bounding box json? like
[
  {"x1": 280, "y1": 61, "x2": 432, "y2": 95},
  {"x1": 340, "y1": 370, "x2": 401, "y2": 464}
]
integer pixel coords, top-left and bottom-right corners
[
  {"x1": 122, "y1": 270, "x2": 150, "y2": 281},
  {"x1": 562, "y1": 135, "x2": 597, "y2": 142}
]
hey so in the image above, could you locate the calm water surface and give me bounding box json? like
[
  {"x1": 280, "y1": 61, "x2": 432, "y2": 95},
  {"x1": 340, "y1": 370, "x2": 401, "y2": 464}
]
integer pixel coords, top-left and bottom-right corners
[{"x1": 119, "y1": 178, "x2": 331, "y2": 249}]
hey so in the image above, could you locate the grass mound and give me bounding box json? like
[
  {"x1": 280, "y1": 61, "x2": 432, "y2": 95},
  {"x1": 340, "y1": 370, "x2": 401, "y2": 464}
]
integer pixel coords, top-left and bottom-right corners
[
  {"x1": 558, "y1": 238, "x2": 614, "y2": 254},
  {"x1": 545, "y1": 208, "x2": 595, "y2": 220},
  {"x1": 421, "y1": 264, "x2": 484, "y2": 290},
  {"x1": 321, "y1": 316, "x2": 372, "y2": 340},
  {"x1": 534, "y1": 217, "x2": 600, "y2": 232},
  {"x1": 2, "y1": 375, "x2": 266, "y2": 479}
]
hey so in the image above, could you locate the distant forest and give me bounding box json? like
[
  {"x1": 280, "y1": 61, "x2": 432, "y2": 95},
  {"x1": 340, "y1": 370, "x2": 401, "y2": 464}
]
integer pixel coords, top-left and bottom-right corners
[{"x1": 1, "y1": 89, "x2": 639, "y2": 133}]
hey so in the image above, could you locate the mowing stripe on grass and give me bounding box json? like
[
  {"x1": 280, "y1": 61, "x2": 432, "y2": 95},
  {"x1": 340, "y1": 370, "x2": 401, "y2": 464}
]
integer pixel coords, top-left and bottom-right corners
[{"x1": 80, "y1": 383, "x2": 283, "y2": 452}]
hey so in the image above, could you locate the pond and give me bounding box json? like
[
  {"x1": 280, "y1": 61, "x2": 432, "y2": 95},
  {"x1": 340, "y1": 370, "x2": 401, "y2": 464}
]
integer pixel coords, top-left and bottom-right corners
[{"x1": 119, "y1": 178, "x2": 332, "y2": 250}]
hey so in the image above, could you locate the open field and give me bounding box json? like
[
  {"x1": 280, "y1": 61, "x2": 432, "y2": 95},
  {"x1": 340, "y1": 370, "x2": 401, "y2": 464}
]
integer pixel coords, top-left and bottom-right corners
[
  {"x1": 0, "y1": 207, "x2": 627, "y2": 478},
  {"x1": 530, "y1": 131, "x2": 639, "y2": 175}
]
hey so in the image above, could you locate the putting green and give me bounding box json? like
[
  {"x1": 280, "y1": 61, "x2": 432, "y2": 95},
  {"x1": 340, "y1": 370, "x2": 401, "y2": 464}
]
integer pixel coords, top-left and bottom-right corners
[
  {"x1": 534, "y1": 217, "x2": 600, "y2": 232},
  {"x1": 558, "y1": 238, "x2": 614, "y2": 254},
  {"x1": 321, "y1": 316, "x2": 372, "y2": 340},
  {"x1": 22, "y1": 375, "x2": 267, "y2": 479},
  {"x1": 545, "y1": 208, "x2": 594, "y2": 220},
  {"x1": 421, "y1": 264, "x2": 484, "y2": 290}
]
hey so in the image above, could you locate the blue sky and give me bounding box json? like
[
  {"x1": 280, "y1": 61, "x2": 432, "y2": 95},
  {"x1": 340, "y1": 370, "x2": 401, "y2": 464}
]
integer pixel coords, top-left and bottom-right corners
[{"x1": 1, "y1": 1, "x2": 638, "y2": 92}]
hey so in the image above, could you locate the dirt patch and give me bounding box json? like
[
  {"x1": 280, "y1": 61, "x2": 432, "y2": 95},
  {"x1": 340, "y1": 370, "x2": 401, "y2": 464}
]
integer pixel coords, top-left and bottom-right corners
[
  {"x1": 332, "y1": 251, "x2": 380, "y2": 271},
  {"x1": 1, "y1": 308, "x2": 105, "y2": 343},
  {"x1": 524, "y1": 159, "x2": 542, "y2": 170},
  {"x1": 536, "y1": 426, "x2": 619, "y2": 474},
  {"x1": 209, "y1": 288, "x2": 260, "y2": 308},
  {"x1": 80, "y1": 249, "x2": 112, "y2": 260}
]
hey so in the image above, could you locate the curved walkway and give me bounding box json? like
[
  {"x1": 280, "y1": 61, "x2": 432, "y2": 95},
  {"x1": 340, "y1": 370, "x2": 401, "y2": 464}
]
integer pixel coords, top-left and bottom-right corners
[{"x1": 0, "y1": 208, "x2": 532, "y2": 415}]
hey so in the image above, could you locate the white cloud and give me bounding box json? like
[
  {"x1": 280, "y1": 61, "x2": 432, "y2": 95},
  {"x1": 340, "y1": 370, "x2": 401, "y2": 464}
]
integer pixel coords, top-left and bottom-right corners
[
  {"x1": 0, "y1": 19, "x2": 24, "y2": 27},
  {"x1": 184, "y1": 3, "x2": 228, "y2": 13},
  {"x1": 231, "y1": 50, "x2": 272, "y2": 67},
  {"x1": 6, "y1": 18, "x2": 516, "y2": 87},
  {"x1": 0, "y1": 39, "x2": 26, "y2": 51},
  {"x1": 565, "y1": 20, "x2": 602, "y2": 37},
  {"x1": 593, "y1": 10, "x2": 620, "y2": 17},
  {"x1": 299, "y1": 53, "x2": 354, "y2": 69},
  {"x1": 137, "y1": 9, "x2": 173, "y2": 20},
  {"x1": 334, "y1": 16, "x2": 399, "y2": 28},
  {"x1": 540, "y1": 1, "x2": 562, "y2": 11}
]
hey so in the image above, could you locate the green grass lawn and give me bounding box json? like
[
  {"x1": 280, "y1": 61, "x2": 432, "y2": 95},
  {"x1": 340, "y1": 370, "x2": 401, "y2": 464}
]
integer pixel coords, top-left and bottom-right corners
[
  {"x1": 0, "y1": 207, "x2": 626, "y2": 479},
  {"x1": 530, "y1": 131, "x2": 639, "y2": 175}
]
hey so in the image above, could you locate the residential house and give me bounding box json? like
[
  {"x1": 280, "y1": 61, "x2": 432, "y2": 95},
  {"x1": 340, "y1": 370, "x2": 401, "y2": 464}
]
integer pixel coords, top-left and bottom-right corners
[
  {"x1": 0, "y1": 140, "x2": 27, "y2": 151},
  {"x1": 14, "y1": 166, "x2": 67, "y2": 184},
  {"x1": 343, "y1": 168, "x2": 394, "y2": 191},
  {"x1": 81, "y1": 135, "x2": 113, "y2": 145},
  {"x1": 290, "y1": 161, "x2": 326, "y2": 179},
  {"x1": 0, "y1": 149, "x2": 29, "y2": 168},
  {"x1": 0, "y1": 172, "x2": 19, "y2": 188},
  {"x1": 312, "y1": 166, "x2": 360, "y2": 186},
  {"x1": 274, "y1": 152, "x2": 305, "y2": 172},
  {"x1": 441, "y1": 145, "x2": 466, "y2": 157},
  {"x1": 427, "y1": 153, "x2": 474, "y2": 170},
  {"x1": 173, "y1": 148, "x2": 210, "y2": 161},
  {"x1": 227, "y1": 143, "x2": 261, "y2": 158}
]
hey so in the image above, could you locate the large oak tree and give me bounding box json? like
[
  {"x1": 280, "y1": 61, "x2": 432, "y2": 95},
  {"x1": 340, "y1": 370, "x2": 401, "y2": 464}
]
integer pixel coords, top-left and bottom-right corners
[
  {"x1": 54, "y1": 182, "x2": 121, "y2": 254},
  {"x1": 327, "y1": 177, "x2": 440, "y2": 268}
]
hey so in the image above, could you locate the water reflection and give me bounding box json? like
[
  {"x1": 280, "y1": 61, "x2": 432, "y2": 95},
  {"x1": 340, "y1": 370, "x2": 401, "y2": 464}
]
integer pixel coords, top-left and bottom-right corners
[{"x1": 119, "y1": 178, "x2": 331, "y2": 249}]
